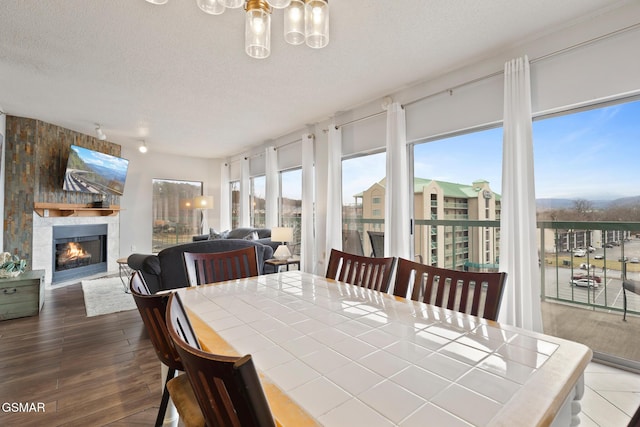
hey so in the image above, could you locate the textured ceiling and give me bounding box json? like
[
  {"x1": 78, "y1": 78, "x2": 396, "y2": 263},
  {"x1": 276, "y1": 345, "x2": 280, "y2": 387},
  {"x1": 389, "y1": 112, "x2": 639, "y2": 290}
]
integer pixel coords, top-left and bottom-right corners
[{"x1": 0, "y1": 0, "x2": 625, "y2": 158}]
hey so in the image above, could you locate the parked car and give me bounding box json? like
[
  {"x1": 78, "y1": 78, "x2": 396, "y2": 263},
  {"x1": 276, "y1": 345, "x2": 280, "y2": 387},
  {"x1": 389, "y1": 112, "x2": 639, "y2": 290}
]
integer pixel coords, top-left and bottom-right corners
[
  {"x1": 570, "y1": 279, "x2": 599, "y2": 288},
  {"x1": 631, "y1": 258, "x2": 640, "y2": 264},
  {"x1": 618, "y1": 257, "x2": 629, "y2": 262},
  {"x1": 588, "y1": 246, "x2": 596, "y2": 253},
  {"x1": 594, "y1": 254, "x2": 604, "y2": 260},
  {"x1": 579, "y1": 263, "x2": 594, "y2": 270},
  {"x1": 572, "y1": 249, "x2": 587, "y2": 257},
  {"x1": 572, "y1": 273, "x2": 602, "y2": 283},
  {"x1": 604, "y1": 243, "x2": 614, "y2": 248}
]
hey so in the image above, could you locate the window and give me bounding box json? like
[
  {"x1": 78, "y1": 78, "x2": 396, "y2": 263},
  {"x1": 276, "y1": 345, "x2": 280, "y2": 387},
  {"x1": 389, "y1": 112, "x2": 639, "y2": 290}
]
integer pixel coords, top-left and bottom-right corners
[
  {"x1": 413, "y1": 127, "x2": 502, "y2": 269},
  {"x1": 280, "y1": 168, "x2": 302, "y2": 256},
  {"x1": 230, "y1": 180, "x2": 240, "y2": 230},
  {"x1": 152, "y1": 179, "x2": 202, "y2": 252},
  {"x1": 250, "y1": 176, "x2": 266, "y2": 228},
  {"x1": 342, "y1": 151, "x2": 386, "y2": 256}
]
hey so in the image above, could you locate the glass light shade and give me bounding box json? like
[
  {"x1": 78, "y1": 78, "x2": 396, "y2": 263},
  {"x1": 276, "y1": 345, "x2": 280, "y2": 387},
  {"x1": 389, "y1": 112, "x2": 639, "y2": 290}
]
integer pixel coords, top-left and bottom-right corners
[
  {"x1": 284, "y1": 0, "x2": 305, "y2": 45},
  {"x1": 271, "y1": 227, "x2": 293, "y2": 243},
  {"x1": 245, "y1": 2, "x2": 271, "y2": 59},
  {"x1": 223, "y1": 0, "x2": 244, "y2": 8},
  {"x1": 196, "y1": 0, "x2": 225, "y2": 15},
  {"x1": 145, "y1": 0, "x2": 169, "y2": 4},
  {"x1": 304, "y1": 0, "x2": 329, "y2": 49},
  {"x1": 266, "y1": 0, "x2": 291, "y2": 8}
]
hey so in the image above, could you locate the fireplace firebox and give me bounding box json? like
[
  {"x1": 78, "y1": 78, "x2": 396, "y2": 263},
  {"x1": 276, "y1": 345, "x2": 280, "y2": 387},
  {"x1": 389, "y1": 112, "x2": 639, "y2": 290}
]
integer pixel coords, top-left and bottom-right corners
[{"x1": 52, "y1": 224, "x2": 107, "y2": 283}]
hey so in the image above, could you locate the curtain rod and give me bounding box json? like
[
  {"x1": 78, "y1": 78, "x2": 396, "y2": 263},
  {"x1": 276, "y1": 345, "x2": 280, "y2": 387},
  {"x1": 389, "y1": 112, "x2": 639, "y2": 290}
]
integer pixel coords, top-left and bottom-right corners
[
  {"x1": 335, "y1": 111, "x2": 386, "y2": 130},
  {"x1": 401, "y1": 21, "x2": 640, "y2": 109}
]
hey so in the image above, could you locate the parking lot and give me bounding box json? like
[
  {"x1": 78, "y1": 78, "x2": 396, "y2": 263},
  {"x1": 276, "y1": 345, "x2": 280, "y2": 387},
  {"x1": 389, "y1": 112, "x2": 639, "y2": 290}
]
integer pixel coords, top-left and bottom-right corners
[{"x1": 543, "y1": 238, "x2": 640, "y2": 313}]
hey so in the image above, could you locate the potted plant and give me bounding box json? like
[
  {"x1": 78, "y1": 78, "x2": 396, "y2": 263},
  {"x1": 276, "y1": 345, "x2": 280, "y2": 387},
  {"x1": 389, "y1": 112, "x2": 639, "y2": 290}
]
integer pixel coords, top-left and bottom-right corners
[{"x1": 0, "y1": 252, "x2": 27, "y2": 278}]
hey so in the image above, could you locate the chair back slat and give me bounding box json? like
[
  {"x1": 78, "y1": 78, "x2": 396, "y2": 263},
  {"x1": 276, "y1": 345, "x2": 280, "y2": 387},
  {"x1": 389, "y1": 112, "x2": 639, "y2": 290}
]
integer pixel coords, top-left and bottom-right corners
[
  {"x1": 130, "y1": 269, "x2": 151, "y2": 295},
  {"x1": 129, "y1": 271, "x2": 182, "y2": 371},
  {"x1": 394, "y1": 258, "x2": 507, "y2": 321},
  {"x1": 166, "y1": 293, "x2": 275, "y2": 427},
  {"x1": 326, "y1": 249, "x2": 396, "y2": 293},
  {"x1": 183, "y1": 246, "x2": 260, "y2": 286}
]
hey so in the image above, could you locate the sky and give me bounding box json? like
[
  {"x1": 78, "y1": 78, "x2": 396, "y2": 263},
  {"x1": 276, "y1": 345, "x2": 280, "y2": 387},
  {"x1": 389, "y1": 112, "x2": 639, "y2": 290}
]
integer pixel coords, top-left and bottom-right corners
[{"x1": 342, "y1": 99, "x2": 640, "y2": 204}]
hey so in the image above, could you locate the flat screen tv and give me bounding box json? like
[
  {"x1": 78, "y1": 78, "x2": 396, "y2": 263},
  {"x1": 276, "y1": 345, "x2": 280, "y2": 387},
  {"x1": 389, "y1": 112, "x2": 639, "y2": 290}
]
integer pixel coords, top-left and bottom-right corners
[{"x1": 63, "y1": 145, "x2": 129, "y2": 196}]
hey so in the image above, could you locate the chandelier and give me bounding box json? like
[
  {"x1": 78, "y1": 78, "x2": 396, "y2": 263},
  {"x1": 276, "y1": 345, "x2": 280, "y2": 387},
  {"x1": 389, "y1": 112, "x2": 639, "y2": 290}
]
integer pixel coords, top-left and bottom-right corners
[{"x1": 144, "y1": 0, "x2": 329, "y2": 59}]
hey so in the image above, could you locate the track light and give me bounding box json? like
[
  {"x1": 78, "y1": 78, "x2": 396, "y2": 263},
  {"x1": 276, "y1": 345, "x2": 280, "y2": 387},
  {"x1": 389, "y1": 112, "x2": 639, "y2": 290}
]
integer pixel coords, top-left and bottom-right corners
[
  {"x1": 95, "y1": 124, "x2": 107, "y2": 141},
  {"x1": 139, "y1": 141, "x2": 148, "y2": 153}
]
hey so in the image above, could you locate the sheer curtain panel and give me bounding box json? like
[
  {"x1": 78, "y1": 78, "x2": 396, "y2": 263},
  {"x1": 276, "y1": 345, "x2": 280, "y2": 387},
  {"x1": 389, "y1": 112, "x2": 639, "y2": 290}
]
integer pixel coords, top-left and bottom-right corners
[
  {"x1": 498, "y1": 55, "x2": 543, "y2": 332},
  {"x1": 384, "y1": 102, "x2": 411, "y2": 260},
  {"x1": 301, "y1": 133, "x2": 315, "y2": 273},
  {"x1": 265, "y1": 146, "x2": 278, "y2": 228},
  {"x1": 325, "y1": 125, "x2": 343, "y2": 266}
]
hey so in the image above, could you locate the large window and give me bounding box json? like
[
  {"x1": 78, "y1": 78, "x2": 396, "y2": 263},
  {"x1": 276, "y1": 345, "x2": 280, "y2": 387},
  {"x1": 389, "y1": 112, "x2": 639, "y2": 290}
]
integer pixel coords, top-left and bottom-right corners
[
  {"x1": 230, "y1": 180, "x2": 240, "y2": 229},
  {"x1": 412, "y1": 127, "x2": 502, "y2": 269},
  {"x1": 280, "y1": 168, "x2": 302, "y2": 256},
  {"x1": 251, "y1": 175, "x2": 266, "y2": 228},
  {"x1": 342, "y1": 152, "x2": 386, "y2": 256},
  {"x1": 152, "y1": 179, "x2": 202, "y2": 252}
]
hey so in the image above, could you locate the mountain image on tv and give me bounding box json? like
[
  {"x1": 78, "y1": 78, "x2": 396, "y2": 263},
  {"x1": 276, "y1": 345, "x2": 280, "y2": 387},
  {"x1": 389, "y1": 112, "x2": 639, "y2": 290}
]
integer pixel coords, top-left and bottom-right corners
[{"x1": 63, "y1": 145, "x2": 129, "y2": 196}]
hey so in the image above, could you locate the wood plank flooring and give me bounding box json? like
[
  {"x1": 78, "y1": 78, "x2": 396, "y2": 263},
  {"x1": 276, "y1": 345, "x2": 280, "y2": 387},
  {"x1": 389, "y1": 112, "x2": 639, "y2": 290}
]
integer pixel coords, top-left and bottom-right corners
[{"x1": 0, "y1": 283, "x2": 162, "y2": 427}]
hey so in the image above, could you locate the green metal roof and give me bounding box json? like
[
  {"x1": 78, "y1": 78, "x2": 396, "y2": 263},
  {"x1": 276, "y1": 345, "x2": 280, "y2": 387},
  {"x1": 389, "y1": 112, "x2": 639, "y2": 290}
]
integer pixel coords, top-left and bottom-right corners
[{"x1": 355, "y1": 177, "x2": 501, "y2": 200}]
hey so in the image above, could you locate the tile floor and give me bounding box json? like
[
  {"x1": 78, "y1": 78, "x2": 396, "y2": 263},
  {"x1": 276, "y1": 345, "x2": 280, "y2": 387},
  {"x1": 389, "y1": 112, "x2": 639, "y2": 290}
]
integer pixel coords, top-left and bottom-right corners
[{"x1": 582, "y1": 362, "x2": 640, "y2": 426}]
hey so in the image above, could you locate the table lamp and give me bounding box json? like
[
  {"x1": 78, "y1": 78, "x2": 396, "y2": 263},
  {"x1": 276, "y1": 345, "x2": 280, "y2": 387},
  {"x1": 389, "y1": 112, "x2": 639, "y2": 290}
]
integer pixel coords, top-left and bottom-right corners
[{"x1": 271, "y1": 227, "x2": 293, "y2": 260}]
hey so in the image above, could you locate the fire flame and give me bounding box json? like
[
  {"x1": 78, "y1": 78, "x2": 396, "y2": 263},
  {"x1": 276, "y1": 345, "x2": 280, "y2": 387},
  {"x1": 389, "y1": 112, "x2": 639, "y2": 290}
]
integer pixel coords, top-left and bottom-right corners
[{"x1": 65, "y1": 242, "x2": 87, "y2": 259}]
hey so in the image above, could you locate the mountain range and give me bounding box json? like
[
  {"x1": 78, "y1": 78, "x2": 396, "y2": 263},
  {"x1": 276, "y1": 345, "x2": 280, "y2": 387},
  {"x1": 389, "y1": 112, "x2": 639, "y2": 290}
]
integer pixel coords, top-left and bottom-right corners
[{"x1": 537, "y1": 196, "x2": 640, "y2": 210}]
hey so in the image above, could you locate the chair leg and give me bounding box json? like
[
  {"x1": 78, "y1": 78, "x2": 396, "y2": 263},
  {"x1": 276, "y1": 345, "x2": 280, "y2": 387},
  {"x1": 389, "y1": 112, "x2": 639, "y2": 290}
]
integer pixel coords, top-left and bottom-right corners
[{"x1": 155, "y1": 367, "x2": 176, "y2": 427}]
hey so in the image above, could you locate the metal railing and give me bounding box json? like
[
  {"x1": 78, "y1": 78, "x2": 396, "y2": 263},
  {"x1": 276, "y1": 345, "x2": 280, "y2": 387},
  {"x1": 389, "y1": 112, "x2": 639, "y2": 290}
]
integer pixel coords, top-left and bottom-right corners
[{"x1": 343, "y1": 218, "x2": 640, "y2": 317}]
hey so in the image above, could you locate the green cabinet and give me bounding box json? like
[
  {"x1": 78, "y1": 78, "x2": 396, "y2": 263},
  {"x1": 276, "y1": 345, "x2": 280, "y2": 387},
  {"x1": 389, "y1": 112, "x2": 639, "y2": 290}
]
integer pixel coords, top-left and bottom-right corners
[{"x1": 0, "y1": 270, "x2": 45, "y2": 321}]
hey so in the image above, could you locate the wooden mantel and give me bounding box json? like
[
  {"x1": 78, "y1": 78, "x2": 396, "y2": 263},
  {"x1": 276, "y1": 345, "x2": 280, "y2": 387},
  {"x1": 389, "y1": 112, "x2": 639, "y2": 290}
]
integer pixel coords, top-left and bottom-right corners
[{"x1": 34, "y1": 203, "x2": 121, "y2": 217}]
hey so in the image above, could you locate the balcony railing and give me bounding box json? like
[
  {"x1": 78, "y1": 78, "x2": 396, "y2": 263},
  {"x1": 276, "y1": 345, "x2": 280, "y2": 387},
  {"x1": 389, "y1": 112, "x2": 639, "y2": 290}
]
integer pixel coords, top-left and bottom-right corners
[{"x1": 343, "y1": 217, "x2": 640, "y2": 317}]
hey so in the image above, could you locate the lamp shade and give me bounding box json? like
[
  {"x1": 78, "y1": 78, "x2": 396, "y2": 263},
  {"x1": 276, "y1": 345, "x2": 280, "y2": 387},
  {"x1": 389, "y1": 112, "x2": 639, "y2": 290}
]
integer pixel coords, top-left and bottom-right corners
[
  {"x1": 271, "y1": 227, "x2": 293, "y2": 243},
  {"x1": 284, "y1": 0, "x2": 305, "y2": 45},
  {"x1": 305, "y1": 0, "x2": 329, "y2": 49},
  {"x1": 197, "y1": 0, "x2": 225, "y2": 14},
  {"x1": 193, "y1": 195, "x2": 214, "y2": 209}
]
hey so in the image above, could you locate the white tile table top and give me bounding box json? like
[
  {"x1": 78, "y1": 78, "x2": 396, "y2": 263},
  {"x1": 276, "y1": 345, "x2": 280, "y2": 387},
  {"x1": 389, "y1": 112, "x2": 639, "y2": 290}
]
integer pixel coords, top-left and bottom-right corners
[{"x1": 179, "y1": 271, "x2": 592, "y2": 427}]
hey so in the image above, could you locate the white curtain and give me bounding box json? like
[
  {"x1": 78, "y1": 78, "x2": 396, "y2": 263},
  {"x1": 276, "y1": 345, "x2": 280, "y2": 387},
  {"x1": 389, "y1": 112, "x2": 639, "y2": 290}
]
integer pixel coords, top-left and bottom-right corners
[
  {"x1": 240, "y1": 157, "x2": 251, "y2": 227},
  {"x1": 325, "y1": 124, "x2": 343, "y2": 262},
  {"x1": 301, "y1": 133, "x2": 315, "y2": 273},
  {"x1": 498, "y1": 55, "x2": 543, "y2": 332},
  {"x1": 384, "y1": 102, "x2": 411, "y2": 260},
  {"x1": 265, "y1": 146, "x2": 278, "y2": 228},
  {"x1": 219, "y1": 162, "x2": 231, "y2": 231}
]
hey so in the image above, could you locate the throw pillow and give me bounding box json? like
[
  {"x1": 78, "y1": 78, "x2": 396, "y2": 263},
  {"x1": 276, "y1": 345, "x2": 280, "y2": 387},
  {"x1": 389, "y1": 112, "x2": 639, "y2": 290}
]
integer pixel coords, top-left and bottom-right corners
[
  {"x1": 243, "y1": 231, "x2": 259, "y2": 241},
  {"x1": 208, "y1": 228, "x2": 229, "y2": 240}
]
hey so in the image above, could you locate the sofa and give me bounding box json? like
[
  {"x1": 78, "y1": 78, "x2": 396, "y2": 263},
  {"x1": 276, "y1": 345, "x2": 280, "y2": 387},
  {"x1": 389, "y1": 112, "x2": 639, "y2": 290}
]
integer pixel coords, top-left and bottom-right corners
[
  {"x1": 127, "y1": 239, "x2": 274, "y2": 293},
  {"x1": 192, "y1": 227, "x2": 280, "y2": 252}
]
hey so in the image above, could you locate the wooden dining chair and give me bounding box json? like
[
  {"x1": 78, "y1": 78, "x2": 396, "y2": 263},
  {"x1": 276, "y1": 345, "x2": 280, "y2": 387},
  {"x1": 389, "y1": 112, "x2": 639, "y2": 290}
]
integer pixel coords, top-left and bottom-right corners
[
  {"x1": 166, "y1": 293, "x2": 276, "y2": 427},
  {"x1": 129, "y1": 271, "x2": 186, "y2": 427},
  {"x1": 393, "y1": 257, "x2": 507, "y2": 321},
  {"x1": 326, "y1": 248, "x2": 396, "y2": 293},
  {"x1": 183, "y1": 246, "x2": 260, "y2": 286},
  {"x1": 130, "y1": 269, "x2": 151, "y2": 295}
]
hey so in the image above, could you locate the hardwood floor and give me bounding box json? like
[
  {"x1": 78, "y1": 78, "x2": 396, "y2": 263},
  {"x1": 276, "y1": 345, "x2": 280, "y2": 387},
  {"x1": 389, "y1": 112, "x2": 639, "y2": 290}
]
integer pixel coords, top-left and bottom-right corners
[{"x1": 0, "y1": 283, "x2": 161, "y2": 427}]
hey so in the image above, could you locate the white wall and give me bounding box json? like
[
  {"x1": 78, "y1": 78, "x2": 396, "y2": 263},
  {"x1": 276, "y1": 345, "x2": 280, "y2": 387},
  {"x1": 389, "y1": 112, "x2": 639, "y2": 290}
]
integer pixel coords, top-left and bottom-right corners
[
  {"x1": 0, "y1": 111, "x2": 5, "y2": 251},
  {"x1": 119, "y1": 147, "x2": 222, "y2": 256}
]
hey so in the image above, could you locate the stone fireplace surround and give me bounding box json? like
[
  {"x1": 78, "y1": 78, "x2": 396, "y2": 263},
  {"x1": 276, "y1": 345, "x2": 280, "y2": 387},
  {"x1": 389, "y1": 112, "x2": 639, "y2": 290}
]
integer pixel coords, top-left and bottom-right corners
[{"x1": 32, "y1": 213, "x2": 119, "y2": 287}]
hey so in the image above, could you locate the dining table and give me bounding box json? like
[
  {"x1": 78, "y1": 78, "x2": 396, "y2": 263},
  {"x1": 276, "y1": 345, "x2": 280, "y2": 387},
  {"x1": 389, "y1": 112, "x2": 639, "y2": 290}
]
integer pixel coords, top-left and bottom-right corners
[{"x1": 176, "y1": 270, "x2": 592, "y2": 427}]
